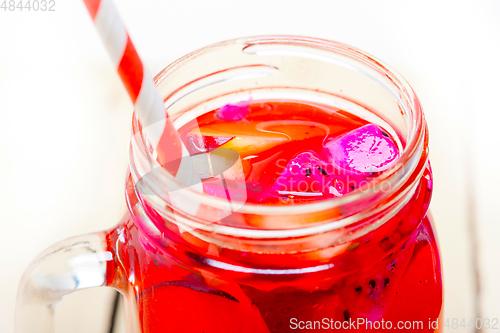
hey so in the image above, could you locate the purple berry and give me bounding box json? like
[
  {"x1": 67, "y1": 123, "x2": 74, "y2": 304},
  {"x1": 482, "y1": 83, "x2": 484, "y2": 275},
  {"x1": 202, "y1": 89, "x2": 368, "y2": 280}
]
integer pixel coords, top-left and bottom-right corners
[{"x1": 215, "y1": 99, "x2": 251, "y2": 121}]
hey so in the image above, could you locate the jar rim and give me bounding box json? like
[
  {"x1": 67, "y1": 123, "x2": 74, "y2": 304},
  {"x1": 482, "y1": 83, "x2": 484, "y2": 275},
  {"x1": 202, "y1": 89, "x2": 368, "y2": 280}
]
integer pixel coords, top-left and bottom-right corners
[{"x1": 129, "y1": 35, "x2": 428, "y2": 238}]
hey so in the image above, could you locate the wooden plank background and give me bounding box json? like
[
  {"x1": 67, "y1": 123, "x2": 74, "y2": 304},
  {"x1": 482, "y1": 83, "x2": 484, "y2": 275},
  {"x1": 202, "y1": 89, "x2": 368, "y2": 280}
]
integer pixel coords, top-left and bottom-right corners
[{"x1": 1, "y1": 1, "x2": 498, "y2": 332}]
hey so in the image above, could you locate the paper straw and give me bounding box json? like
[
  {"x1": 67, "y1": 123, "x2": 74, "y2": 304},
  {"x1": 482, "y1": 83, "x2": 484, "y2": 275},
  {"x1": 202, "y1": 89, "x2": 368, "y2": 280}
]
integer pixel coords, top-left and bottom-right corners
[{"x1": 82, "y1": 0, "x2": 196, "y2": 181}]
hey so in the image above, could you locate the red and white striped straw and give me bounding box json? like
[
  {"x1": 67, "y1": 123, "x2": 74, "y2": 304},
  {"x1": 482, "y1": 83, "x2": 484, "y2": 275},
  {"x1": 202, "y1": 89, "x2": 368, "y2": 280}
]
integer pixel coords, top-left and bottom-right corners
[{"x1": 82, "y1": 0, "x2": 195, "y2": 180}]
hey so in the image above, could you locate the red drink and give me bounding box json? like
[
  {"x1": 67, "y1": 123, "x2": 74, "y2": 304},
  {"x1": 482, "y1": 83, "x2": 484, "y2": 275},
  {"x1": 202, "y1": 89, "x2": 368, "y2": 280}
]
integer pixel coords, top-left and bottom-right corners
[
  {"x1": 105, "y1": 101, "x2": 442, "y2": 332},
  {"x1": 15, "y1": 37, "x2": 442, "y2": 333}
]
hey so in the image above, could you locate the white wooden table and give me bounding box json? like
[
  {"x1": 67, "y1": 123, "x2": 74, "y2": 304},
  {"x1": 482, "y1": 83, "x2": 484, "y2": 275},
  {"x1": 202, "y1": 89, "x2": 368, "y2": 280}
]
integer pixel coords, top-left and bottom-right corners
[{"x1": 1, "y1": 1, "x2": 499, "y2": 332}]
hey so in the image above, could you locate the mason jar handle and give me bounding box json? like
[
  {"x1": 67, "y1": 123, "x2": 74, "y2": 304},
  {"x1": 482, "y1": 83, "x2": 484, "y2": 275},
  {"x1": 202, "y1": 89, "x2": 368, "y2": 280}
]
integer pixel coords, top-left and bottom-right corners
[{"x1": 15, "y1": 232, "x2": 119, "y2": 332}]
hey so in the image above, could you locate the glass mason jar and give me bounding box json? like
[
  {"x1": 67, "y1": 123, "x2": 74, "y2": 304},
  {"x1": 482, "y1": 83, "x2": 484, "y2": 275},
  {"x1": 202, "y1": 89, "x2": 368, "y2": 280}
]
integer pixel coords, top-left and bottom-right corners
[{"x1": 16, "y1": 36, "x2": 442, "y2": 333}]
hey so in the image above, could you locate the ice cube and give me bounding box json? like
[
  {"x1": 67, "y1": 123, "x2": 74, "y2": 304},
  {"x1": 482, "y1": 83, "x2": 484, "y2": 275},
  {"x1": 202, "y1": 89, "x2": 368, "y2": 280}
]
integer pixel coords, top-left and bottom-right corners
[{"x1": 324, "y1": 124, "x2": 399, "y2": 174}]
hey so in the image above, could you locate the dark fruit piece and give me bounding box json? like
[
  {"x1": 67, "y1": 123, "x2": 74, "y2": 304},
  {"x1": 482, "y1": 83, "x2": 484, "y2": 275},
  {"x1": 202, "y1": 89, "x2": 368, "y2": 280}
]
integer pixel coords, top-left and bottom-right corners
[
  {"x1": 241, "y1": 285, "x2": 345, "y2": 333},
  {"x1": 139, "y1": 280, "x2": 240, "y2": 302},
  {"x1": 270, "y1": 152, "x2": 333, "y2": 196},
  {"x1": 138, "y1": 280, "x2": 269, "y2": 333},
  {"x1": 338, "y1": 237, "x2": 415, "y2": 322},
  {"x1": 383, "y1": 238, "x2": 442, "y2": 332}
]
